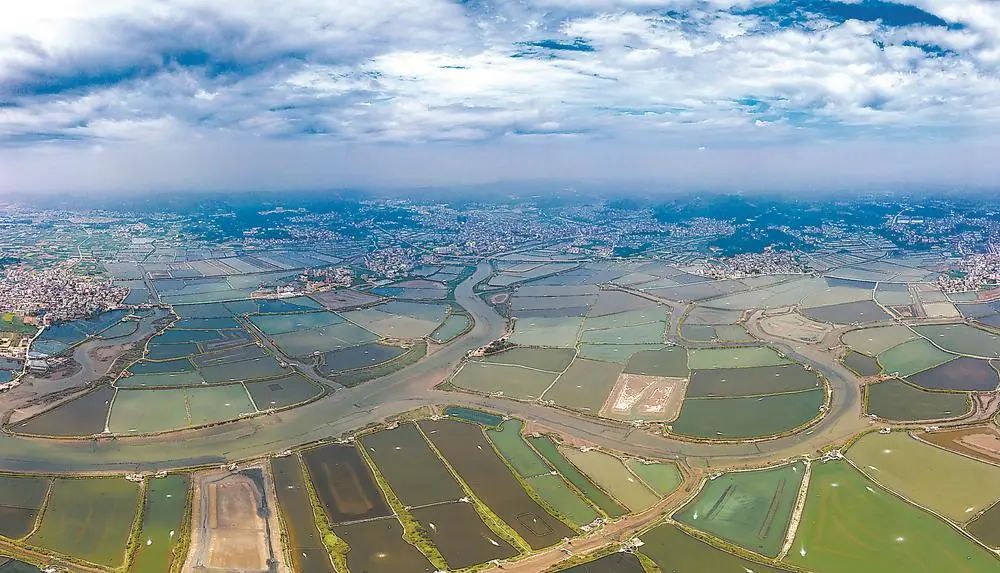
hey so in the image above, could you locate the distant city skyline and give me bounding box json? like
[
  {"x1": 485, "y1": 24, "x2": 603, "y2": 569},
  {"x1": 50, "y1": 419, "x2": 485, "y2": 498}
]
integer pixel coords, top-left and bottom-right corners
[{"x1": 2, "y1": 1, "x2": 999, "y2": 193}]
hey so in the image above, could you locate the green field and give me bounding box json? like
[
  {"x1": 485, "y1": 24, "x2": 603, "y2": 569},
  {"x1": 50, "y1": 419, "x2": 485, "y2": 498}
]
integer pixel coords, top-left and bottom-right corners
[
  {"x1": 878, "y1": 339, "x2": 955, "y2": 377},
  {"x1": 785, "y1": 461, "x2": 999, "y2": 573},
  {"x1": 0, "y1": 312, "x2": 37, "y2": 335},
  {"x1": 561, "y1": 448, "x2": 659, "y2": 513},
  {"x1": 509, "y1": 316, "x2": 584, "y2": 348},
  {"x1": 524, "y1": 474, "x2": 599, "y2": 527},
  {"x1": 487, "y1": 420, "x2": 551, "y2": 476},
  {"x1": 451, "y1": 362, "x2": 557, "y2": 399},
  {"x1": 866, "y1": 380, "x2": 970, "y2": 422},
  {"x1": 640, "y1": 523, "x2": 791, "y2": 573},
  {"x1": 914, "y1": 324, "x2": 1000, "y2": 358},
  {"x1": 846, "y1": 432, "x2": 1000, "y2": 523},
  {"x1": 624, "y1": 460, "x2": 682, "y2": 497},
  {"x1": 129, "y1": 475, "x2": 190, "y2": 573},
  {"x1": 0, "y1": 475, "x2": 50, "y2": 539},
  {"x1": 474, "y1": 347, "x2": 576, "y2": 371},
  {"x1": 671, "y1": 389, "x2": 824, "y2": 439},
  {"x1": 675, "y1": 462, "x2": 805, "y2": 557},
  {"x1": 687, "y1": 346, "x2": 792, "y2": 369},
  {"x1": 487, "y1": 420, "x2": 599, "y2": 527},
  {"x1": 542, "y1": 358, "x2": 622, "y2": 413},
  {"x1": 528, "y1": 437, "x2": 627, "y2": 518},
  {"x1": 109, "y1": 385, "x2": 256, "y2": 434},
  {"x1": 30, "y1": 478, "x2": 141, "y2": 568},
  {"x1": 623, "y1": 347, "x2": 688, "y2": 376},
  {"x1": 842, "y1": 326, "x2": 919, "y2": 356}
]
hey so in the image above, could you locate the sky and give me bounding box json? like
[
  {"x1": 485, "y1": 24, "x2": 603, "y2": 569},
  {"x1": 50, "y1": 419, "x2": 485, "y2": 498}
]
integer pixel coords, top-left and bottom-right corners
[{"x1": 1, "y1": 0, "x2": 1000, "y2": 194}]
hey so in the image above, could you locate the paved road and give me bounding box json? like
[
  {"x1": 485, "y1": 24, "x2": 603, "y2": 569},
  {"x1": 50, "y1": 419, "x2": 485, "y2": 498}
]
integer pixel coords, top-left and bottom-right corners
[{"x1": 0, "y1": 261, "x2": 868, "y2": 474}]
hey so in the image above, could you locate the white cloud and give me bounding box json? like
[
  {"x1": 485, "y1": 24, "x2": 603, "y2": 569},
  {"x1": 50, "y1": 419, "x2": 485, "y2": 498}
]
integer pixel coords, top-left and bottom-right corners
[{"x1": 0, "y1": 0, "x2": 998, "y2": 191}]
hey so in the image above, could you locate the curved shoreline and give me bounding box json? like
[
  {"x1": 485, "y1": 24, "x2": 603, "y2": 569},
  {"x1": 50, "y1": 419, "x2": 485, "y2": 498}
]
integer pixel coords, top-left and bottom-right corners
[{"x1": 0, "y1": 260, "x2": 870, "y2": 474}]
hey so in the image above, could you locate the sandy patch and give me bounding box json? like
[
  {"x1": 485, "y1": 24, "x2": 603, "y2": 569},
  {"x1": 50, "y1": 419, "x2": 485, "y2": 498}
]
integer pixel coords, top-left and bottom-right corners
[
  {"x1": 490, "y1": 292, "x2": 510, "y2": 305},
  {"x1": 759, "y1": 312, "x2": 832, "y2": 344},
  {"x1": 183, "y1": 465, "x2": 285, "y2": 573},
  {"x1": 600, "y1": 373, "x2": 687, "y2": 422},
  {"x1": 921, "y1": 301, "x2": 961, "y2": 319},
  {"x1": 957, "y1": 432, "x2": 1000, "y2": 460}
]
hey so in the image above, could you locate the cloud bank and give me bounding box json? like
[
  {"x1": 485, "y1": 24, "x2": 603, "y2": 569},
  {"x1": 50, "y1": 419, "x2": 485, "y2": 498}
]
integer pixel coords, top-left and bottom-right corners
[{"x1": 2, "y1": 0, "x2": 999, "y2": 193}]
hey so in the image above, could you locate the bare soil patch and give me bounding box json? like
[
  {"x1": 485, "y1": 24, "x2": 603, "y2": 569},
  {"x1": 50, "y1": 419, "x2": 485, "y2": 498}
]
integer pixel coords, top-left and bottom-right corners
[
  {"x1": 183, "y1": 466, "x2": 283, "y2": 573},
  {"x1": 759, "y1": 311, "x2": 832, "y2": 344},
  {"x1": 600, "y1": 373, "x2": 687, "y2": 421},
  {"x1": 489, "y1": 292, "x2": 510, "y2": 305},
  {"x1": 918, "y1": 425, "x2": 1000, "y2": 465}
]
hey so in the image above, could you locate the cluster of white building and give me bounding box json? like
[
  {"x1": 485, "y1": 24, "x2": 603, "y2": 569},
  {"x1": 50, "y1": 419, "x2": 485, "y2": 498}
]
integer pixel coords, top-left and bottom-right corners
[{"x1": 0, "y1": 264, "x2": 128, "y2": 324}]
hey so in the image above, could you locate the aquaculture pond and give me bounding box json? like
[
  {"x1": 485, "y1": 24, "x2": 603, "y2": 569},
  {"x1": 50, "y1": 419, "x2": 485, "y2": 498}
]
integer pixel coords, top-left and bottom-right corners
[
  {"x1": 967, "y1": 503, "x2": 1000, "y2": 549},
  {"x1": 417, "y1": 419, "x2": 575, "y2": 549},
  {"x1": 430, "y1": 313, "x2": 471, "y2": 343},
  {"x1": 29, "y1": 477, "x2": 140, "y2": 568},
  {"x1": 443, "y1": 406, "x2": 504, "y2": 427},
  {"x1": 317, "y1": 343, "x2": 406, "y2": 375},
  {"x1": 451, "y1": 361, "x2": 558, "y2": 400},
  {"x1": 785, "y1": 461, "x2": 998, "y2": 573},
  {"x1": 624, "y1": 460, "x2": 682, "y2": 497},
  {"x1": 639, "y1": 523, "x2": 790, "y2": 573},
  {"x1": 556, "y1": 552, "x2": 646, "y2": 573},
  {"x1": 845, "y1": 432, "x2": 1000, "y2": 523},
  {"x1": 0, "y1": 475, "x2": 50, "y2": 539},
  {"x1": 488, "y1": 420, "x2": 599, "y2": 527},
  {"x1": 544, "y1": 358, "x2": 623, "y2": 413},
  {"x1": 128, "y1": 474, "x2": 190, "y2": 573},
  {"x1": 675, "y1": 462, "x2": 805, "y2": 557},
  {"x1": 270, "y1": 456, "x2": 335, "y2": 573},
  {"x1": 866, "y1": 380, "x2": 971, "y2": 422},
  {"x1": 842, "y1": 350, "x2": 880, "y2": 377},
  {"x1": 301, "y1": 443, "x2": 391, "y2": 524},
  {"x1": 0, "y1": 559, "x2": 41, "y2": 573},
  {"x1": 686, "y1": 364, "x2": 821, "y2": 397},
  {"x1": 560, "y1": 448, "x2": 659, "y2": 513},
  {"x1": 528, "y1": 436, "x2": 627, "y2": 518},
  {"x1": 409, "y1": 502, "x2": 519, "y2": 568},
  {"x1": 686, "y1": 346, "x2": 791, "y2": 370},
  {"x1": 14, "y1": 385, "x2": 115, "y2": 437},
  {"x1": 671, "y1": 388, "x2": 824, "y2": 439},
  {"x1": 333, "y1": 518, "x2": 433, "y2": 573},
  {"x1": 246, "y1": 373, "x2": 323, "y2": 410},
  {"x1": 906, "y1": 358, "x2": 999, "y2": 392},
  {"x1": 360, "y1": 423, "x2": 466, "y2": 507},
  {"x1": 623, "y1": 347, "x2": 688, "y2": 376}
]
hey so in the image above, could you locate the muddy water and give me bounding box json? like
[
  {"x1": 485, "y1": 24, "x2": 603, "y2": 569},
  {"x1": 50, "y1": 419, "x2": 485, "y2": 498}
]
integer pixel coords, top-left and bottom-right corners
[
  {"x1": 270, "y1": 456, "x2": 335, "y2": 573},
  {"x1": 301, "y1": 443, "x2": 390, "y2": 524},
  {"x1": 410, "y1": 501, "x2": 519, "y2": 568},
  {"x1": 360, "y1": 422, "x2": 465, "y2": 507},
  {"x1": 418, "y1": 419, "x2": 574, "y2": 550},
  {"x1": 13, "y1": 385, "x2": 114, "y2": 437},
  {"x1": 333, "y1": 518, "x2": 433, "y2": 573}
]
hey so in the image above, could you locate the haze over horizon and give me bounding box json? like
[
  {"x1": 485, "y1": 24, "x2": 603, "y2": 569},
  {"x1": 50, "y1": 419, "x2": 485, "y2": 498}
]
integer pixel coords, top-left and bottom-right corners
[{"x1": 2, "y1": 0, "x2": 1000, "y2": 194}]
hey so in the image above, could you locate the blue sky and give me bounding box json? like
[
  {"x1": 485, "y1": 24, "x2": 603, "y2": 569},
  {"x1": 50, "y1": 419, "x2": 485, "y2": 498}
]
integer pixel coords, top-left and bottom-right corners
[{"x1": 1, "y1": 0, "x2": 999, "y2": 194}]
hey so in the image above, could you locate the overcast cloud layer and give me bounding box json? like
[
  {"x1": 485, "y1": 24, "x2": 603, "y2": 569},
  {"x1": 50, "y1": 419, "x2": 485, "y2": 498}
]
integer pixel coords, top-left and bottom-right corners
[{"x1": 2, "y1": 0, "x2": 999, "y2": 194}]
